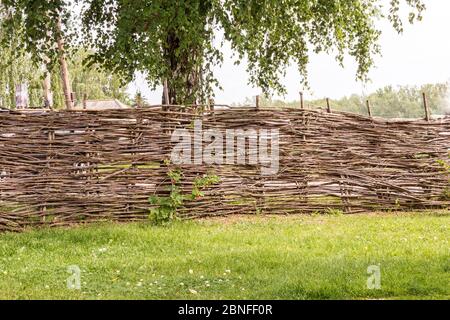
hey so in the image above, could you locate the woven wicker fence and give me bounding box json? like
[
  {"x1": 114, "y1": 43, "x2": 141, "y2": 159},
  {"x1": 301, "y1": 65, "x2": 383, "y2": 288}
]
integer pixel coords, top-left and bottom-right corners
[{"x1": 0, "y1": 107, "x2": 449, "y2": 231}]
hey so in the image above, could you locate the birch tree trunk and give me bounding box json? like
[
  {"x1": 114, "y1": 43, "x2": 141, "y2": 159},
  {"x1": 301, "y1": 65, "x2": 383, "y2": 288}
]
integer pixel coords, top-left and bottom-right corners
[
  {"x1": 56, "y1": 18, "x2": 73, "y2": 110},
  {"x1": 43, "y1": 70, "x2": 53, "y2": 108}
]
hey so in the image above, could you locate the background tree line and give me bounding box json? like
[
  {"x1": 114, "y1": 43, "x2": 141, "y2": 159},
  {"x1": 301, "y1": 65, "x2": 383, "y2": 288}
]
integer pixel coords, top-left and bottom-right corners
[
  {"x1": 245, "y1": 83, "x2": 449, "y2": 118},
  {"x1": 0, "y1": 46, "x2": 130, "y2": 109}
]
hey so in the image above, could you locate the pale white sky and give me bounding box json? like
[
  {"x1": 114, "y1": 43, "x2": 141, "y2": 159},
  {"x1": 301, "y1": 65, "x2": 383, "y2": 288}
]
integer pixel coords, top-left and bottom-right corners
[{"x1": 128, "y1": 0, "x2": 450, "y2": 104}]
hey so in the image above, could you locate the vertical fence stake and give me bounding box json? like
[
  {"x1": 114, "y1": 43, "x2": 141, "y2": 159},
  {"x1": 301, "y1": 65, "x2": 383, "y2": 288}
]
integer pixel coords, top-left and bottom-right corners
[
  {"x1": 300, "y1": 92, "x2": 304, "y2": 109},
  {"x1": 85, "y1": 125, "x2": 93, "y2": 198},
  {"x1": 256, "y1": 95, "x2": 260, "y2": 110},
  {"x1": 366, "y1": 100, "x2": 372, "y2": 118},
  {"x1": 41, "y1": 129, "x2": 55, "y2": 217},
  {"x1": 82, "y1": 93, "x2": 87, "y2": 110},
  {"x1": 422, "y1": 92, "x2": 430, "y2": 122},
  {"x1": 326, "y1": 98, "x2": 331, "y2": 113}
]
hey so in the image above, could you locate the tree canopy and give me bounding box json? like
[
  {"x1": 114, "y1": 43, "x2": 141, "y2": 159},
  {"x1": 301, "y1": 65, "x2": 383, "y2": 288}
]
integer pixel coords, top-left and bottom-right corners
[{"x1": 0, "y1": 0, "x2": 426, "y2": 105}]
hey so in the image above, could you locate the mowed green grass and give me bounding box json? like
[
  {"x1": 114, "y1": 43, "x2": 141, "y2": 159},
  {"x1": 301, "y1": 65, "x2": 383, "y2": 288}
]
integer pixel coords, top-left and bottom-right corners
[{"x1": 0, "y1": 211, "x2": 448, "y2": 300}]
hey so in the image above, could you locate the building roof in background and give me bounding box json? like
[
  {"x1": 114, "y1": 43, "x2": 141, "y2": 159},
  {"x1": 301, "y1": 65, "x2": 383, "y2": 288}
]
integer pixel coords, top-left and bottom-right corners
[{"x1": 75, "y1": 99, "x2": 130, "y2": 110}]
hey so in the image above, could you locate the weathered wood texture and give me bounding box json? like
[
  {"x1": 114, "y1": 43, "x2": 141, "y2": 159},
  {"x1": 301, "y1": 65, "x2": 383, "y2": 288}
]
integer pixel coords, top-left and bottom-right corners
[{"x1": 0, "y1": 107, "x2": 449, "y2": 231}]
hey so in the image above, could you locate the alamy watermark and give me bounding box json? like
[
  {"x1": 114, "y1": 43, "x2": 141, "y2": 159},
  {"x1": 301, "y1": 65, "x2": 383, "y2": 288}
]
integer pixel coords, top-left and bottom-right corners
[
  {"x1": 170, "y1": 120, "x2": 279, "y2": 175},
  {"x1": 367, "y1": 264, "x2": 381, "y2": 290},
  {"x1": 67, "y1": 265, "x2": 81, "y2": 290}
]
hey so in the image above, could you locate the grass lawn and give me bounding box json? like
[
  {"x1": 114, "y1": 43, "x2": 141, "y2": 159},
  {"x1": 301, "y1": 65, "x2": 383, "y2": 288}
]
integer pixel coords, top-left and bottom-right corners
[{"x1": 0, "y1": 211, "x2": 448, "y2": 300}]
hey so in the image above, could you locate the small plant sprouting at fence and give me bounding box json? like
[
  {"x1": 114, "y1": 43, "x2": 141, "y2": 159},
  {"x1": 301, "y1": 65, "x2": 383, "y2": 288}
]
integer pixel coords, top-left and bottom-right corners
[{"x1": 149, "y1": 162, "x2": 220, "y2": 225}]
